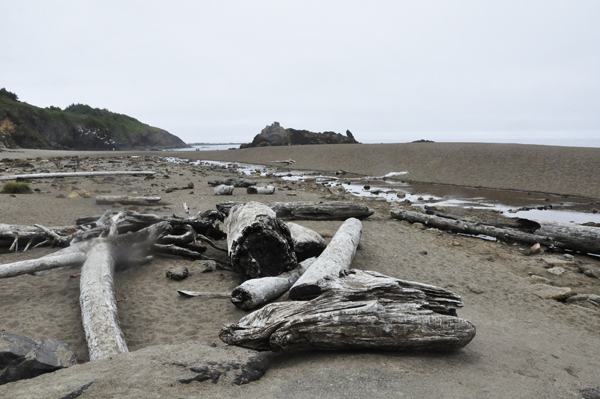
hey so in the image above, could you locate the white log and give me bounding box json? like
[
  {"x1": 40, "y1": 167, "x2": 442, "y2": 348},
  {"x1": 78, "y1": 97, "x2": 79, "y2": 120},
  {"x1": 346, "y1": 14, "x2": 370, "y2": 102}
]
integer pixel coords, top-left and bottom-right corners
[
  {"x1": 287, "y1": 222, "x2": 327, "y2": 261},
  {"x1": 226, "y1": 202, "x2": 297, "y2": 279},
  {"x1": 0, "y1": 252, "x2": 87, "y2": 278},
  {"x1": 246, "y1": 186, "x2": 276, "y2": 195},
  {"x1": 95, "y1": 196, "x2": 161, "y2": 206},
  {"x1": 214, "y1": 185, "x2": 234, "y2": 195},
  {"x1": 231, "y1": 257, "x2": 316, "y2": 310},
  {"x1": 220, "y1": 270, "x2": 476, "y2": 352},
  {"x1": 0, "y1": 171, "x2": 155, "y2": 181},
  {"x1": 289, "y1": 218, "x2": 362, "y2": 300}
]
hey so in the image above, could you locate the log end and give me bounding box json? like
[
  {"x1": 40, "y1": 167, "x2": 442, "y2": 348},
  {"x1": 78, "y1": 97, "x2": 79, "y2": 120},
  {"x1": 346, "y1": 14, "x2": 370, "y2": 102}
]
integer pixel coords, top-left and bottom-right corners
[{"x1": 288, "y1": 284, "x2": 322, "y2": 301}]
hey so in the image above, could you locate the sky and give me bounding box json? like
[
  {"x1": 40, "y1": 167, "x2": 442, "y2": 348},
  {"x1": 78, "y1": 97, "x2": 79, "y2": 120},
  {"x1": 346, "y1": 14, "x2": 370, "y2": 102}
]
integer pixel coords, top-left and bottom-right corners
[{"x1": 2, "y1": 1, "x2": 599, "y2": 147}]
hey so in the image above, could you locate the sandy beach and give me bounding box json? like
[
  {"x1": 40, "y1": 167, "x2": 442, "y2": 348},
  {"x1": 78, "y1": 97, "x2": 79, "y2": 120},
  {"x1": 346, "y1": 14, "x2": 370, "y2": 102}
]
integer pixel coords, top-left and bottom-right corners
[{"x1": 1, "y1": 143, "x2": 599, "y2": 398}]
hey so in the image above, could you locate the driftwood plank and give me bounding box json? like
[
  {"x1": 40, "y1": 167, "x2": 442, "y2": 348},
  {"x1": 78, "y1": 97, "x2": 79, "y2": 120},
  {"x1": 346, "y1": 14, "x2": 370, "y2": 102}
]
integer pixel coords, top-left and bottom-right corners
[
  {"x1": 220, "y1": 269, "x2": 475, "y2": 352},
  {"x1": 217, "y1": 201, "x2": 374, "y2": 220}
]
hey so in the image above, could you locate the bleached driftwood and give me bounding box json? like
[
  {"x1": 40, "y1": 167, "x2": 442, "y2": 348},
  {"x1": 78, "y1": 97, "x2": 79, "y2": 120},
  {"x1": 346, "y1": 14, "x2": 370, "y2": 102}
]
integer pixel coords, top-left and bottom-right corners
[
  {"x1": 390, "y1": 209, "x2": 563, "y2": 248},
  {"x1": 287, "y1": 222, "x2": 326, "y2": 261},
  {"x1": 226, "y1": 202, "x2": 297, "y2": 279},
  {"x1": 217, "y1": 201, "x2": 374, "y2": 220},
  {"x1": 214, "y1": 185, "x2": 234, "y2": 195},
  {"x1": 271, "y1": 158, "x2": 296, "y2": 165},
  {"x1": 208, "y1": 178, "x2": 256, "y2": 187},
  {"x1": 289, "y1": 218, "x2": 361, "y2": 300},
  {"x1": 96, "y1": 196, "x2": 161, "y2": 206},
  {"x1": 220, "y1": 269, "x2": 476, "y2": 352},
  {"x1": 518, "y1": 218, "x2": 600, "y2": 254},
  {"x1": 0, "y1": 252, "x2": 87, "y2": 278},
  {"x1": 231, "y1": 257, "x2": 317, "y2": 310},
  {"x1": 177, "y1": 291, "x2": 231, "y2": 298},
  {"x1": 80, "y1": 221, "x2": 171, "y2": 361},
  {"x1": 0, "y1": 171, "x2": 155, "y2": 181},
  {"x1": 246, "y1": 185, "x2": 276, "y2": 195}
]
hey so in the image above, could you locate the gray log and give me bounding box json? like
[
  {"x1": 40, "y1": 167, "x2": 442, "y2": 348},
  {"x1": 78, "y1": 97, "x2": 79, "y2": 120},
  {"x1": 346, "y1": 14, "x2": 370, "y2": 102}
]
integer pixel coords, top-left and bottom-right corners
[
  {"x1": 95, "y1": 196, "x2": 161, "y2": 206},
  {"x1": 0, "y1": 252, "x2": 86, "y2": 278},
  {"x1": 231, "y1": 257, "x2": 317, "y2": 310},
  {"x1": 289, "y1": 218, "x2": 361, "y2": 300},
  {"x1": 80, "y1": 222, "x2": 171, "y2": 361},
  {"x1": 0, "y1": 171, "x2": 155, "y2": 181},
  {"x1": 390, "y1": 208, "x2": 563, "y2": 248},
  {"x1": 519, "y1": 218, "x2": 600, "y2": 254},
  {"x1": 220, "y1": 269, "x2": 476, "y2": 352},
  {"x1": 226, "y1": 202, "x2": 297, "y2": 279},
  {"x1": 214, "y1": 184, "x2": 235, "y2": 195},
  {"x1": 246, "y1": 185, "x2": 276, "y2": 195},
  {"x1": 208, "y1": 178, "x2": 256, "y2": 187},
  {"x1": 287, "y1": 222, "x2": 327, "y2": 261},
  {"x1": 217, "y1": 201, "x2": 374, "y2": 220}
]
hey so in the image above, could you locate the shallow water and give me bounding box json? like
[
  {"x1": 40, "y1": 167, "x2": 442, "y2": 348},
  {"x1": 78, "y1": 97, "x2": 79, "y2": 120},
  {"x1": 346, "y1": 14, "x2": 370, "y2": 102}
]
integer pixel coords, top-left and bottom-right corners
[{"x1": 164, "y1": 157, "x2": 600, "y2": 225}]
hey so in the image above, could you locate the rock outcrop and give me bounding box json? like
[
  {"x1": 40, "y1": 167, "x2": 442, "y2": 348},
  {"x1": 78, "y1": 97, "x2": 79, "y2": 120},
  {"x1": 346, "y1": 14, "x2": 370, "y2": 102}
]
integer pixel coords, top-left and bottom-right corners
[{"x1": 240, "y1": 122, "x2": 359, "y2": 148}]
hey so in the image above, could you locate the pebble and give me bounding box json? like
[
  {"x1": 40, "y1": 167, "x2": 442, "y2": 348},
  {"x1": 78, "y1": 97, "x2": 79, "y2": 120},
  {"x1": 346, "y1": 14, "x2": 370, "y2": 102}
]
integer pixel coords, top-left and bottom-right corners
[
  {"x1": 579, "y1": 264, "x2": 600, "y2": 279},
  {"x1": 546, "y1": 267, "x2": 566, "y2": 276},
  {"x1": 528, "y1": 284, "x2": 572, "y2": 300},
  {"x1": 166, "y1": 266, "x2": 189, "y2": 281},
  {"x1": 467, "y1": 284, "x2": 485, "y2": 294},
  {"x1": 541, "y1": 257, "x2": 572, "y2": 268},
  {"x1": 411, "y1": 223, "x2": 426, "y2": 230},
  {"x1": 529, "y1": 275, "x2": 550, "y2": 284}
]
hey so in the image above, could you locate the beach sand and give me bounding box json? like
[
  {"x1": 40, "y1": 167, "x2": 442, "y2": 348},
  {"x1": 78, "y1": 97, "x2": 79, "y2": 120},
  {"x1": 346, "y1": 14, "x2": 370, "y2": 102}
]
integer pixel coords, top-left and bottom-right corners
[{"x1": 1, "y1": 143, "x2": 599, "y2": 398}]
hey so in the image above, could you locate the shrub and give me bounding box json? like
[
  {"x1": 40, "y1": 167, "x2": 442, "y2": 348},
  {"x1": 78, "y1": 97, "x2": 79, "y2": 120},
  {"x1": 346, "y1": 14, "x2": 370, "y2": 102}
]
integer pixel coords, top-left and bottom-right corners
[
  {"x1": 1, "y1": 182, "x2": 32, "y2": 194},
  {"x1": 0, "y1": 88, "x2": 19, "y2": 101}
]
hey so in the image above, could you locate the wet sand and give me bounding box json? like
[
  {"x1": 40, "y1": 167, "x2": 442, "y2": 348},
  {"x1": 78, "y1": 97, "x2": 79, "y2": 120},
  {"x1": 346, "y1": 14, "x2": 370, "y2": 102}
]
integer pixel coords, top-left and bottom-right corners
[{"x1": 1, "y1": 144, "x2": 599, "y2": 398}]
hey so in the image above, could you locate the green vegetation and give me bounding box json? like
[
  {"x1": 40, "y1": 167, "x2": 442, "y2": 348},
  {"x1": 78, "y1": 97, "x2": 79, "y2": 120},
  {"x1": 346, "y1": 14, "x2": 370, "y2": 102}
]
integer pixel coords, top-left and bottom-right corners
[
  {"x1": 1, "y1": 182, "x2": 32, "y2": 194},
  {"x1": 0, "y1": 89, "x2": 187, "y2": 150}
]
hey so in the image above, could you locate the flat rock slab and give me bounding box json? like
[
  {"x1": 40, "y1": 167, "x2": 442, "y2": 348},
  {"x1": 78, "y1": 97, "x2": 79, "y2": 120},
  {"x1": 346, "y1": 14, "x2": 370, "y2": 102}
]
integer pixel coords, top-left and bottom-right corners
[
  {"x1": 0, "y1": 333, "x2": 76, "y2": 385},
  {"x1": 0, "y1": 342, "x2": 268, "y2": 399},
  {"x1": 540, "y1": 257, "x2": 572, "y2": 268},
  {"x1": 579, "y1": 264, "x2": 600, "y2": 278},
  {"x1": 528, "y1": 284, "x2": 572, "y2": 300}
]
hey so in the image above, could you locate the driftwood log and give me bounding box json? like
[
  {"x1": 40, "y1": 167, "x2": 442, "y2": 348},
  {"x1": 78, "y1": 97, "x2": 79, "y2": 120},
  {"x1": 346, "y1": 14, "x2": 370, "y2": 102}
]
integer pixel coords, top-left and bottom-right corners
[
  {"x1": 220, "y1": 269, "x2": 476, "y2": 352},
  {"x1": 95, "y1": 196, "x2": 162, "y2": 206},
  {"x1": 80, "y1": 221, "x2": 171, "y2": 361},
  {"x1": 518, "y1": 218, "x2": 600, "y2": 254},
  {"x1": 231, "y1": 257, "x2": 317, "y2": 310},
  {"x1": 0, "y1": 250, "x2": 87, "y2": 278},
  {"x1": 390, "y1": 209, "x2": 563, "y2": 248},
  {"x1": 208, "y1": 178, "x2": 256, "y2": 187},
  {"x1": 247, "y1": 186, "x2": 276, "y2": 195},
  {"x1": 289, "y1": 218, "x2": 361, "y2": 300},
  {"x1": 217, "y1": 201, "x2": 374, "y2": 220},
  {"x1": 0, "y1": 171, "x2": 155, "y2": 181},
  {"x1": 214, "y1": 185, "x2": 234, "y2": 195},
  {"x1": 287, "y1": 222, "x2": 327, "y2": 261},
  {"x1": 226, "y1": 202, "x2": 297, "y2": 279}
]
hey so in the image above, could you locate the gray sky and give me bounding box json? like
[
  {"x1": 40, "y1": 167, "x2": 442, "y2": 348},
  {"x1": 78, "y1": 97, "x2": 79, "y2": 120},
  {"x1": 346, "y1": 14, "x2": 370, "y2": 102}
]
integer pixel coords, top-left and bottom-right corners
[{"x1": 3, "y1": 1, "x2": 599, "y2": 146}]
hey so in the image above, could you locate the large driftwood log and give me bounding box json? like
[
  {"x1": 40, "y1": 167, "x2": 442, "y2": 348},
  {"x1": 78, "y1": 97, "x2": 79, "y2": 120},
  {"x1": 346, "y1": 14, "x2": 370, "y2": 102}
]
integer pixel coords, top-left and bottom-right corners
[
  {"x1": 217, "y1": 201, "x2": 374, "y2": 220},
  {"x1": 208, "y1": 178, "x2": 256, "y2": 187},
  {"x1": 247, "y1": 186, "x2": 276, "y2": 195},
  {"x1": 287, "y1": 222, "x2": 326, "y2": 261},
  {"x1": 220, "y1": 270, "x2": 476, "y2": 352},
  {"x1": 226, "y1": 202, "x2": 297, "y2": 279},
  {"x1": 289, "y1": 218, "x2": 361, "y2": 300},
  {"x1": 214, "y1": 185, "x2": 234, "y2": 195},
  {"x1": 517, "y1": 218, "x2": 600, "y2": 254},
  {"x1": 80, "y1": 222, "x2": 171, "y2": 361},
  {"x1": 0, "y1": 252, "x2": 87, "y2": 278},
  {"x1": 390, "y1": 209, "x2": 563, "y2": 248},
  {"x1": 231, "y1": 257, "x2": 317, "y2": 310},
  {"x1": 0, "y1": 171, "x2": 155, "y2": 181},
  {"x1": 95, "y1": 196, "x2": 161, "y2": 206}
]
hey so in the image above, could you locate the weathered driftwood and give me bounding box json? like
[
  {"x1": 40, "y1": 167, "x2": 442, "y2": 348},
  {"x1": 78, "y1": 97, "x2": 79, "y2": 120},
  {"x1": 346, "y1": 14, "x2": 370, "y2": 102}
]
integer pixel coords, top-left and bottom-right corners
[
  {"x1": 231, "y1": 257, "x2": 316, "y2": 310},
  {"x1": 208, "y1": 178, "x2": 256, "y2": 187},
  {"x1": 214, "y1": 185, "x2": 234, "y2": 195},
  {"x1": 177, "y1": 291, "x2": 231, "y2": 298},
  {"x1": 0, "y1": 171, "x2": 155, "y2": 181},
  {"x1": 217, "y1": 201, "x2": 374, "y2": 220},
  {"x1": 287, "y1": 222, "x2": 326, "y2": 261},
  {"x1": 271, "y1": 158, "x2": 296, "y2": 165},
  {"x1": 390, "y1": 209, "x2": 563, "y2": 248},
  {"x1": 80, "y1": 221, "x2": 171, "y2": 361},
  {"x1": 0, "y1": 252, "x2": 87, "y2": 278},
  {"x1": 220, "y1": 269, "x2": 476, "y2": 352},
  {"x1": 226, "y1": 202, "x2": 297, "y2": 279},
  {"x1": 289, "y1": 218, "x2": 361, "y2": 300},
  {"x1": 152, "y1": 244, "x2": 209, "y2": 260},
  {"x1": 96, "y1": 196, "x2": 161, "y2": 206},
  {"x1": 517, "y1": 218, "x2": 600, "y2": 254},
  {"x1": 247, "y1": 186, "x2": 276, "y2": 195}
]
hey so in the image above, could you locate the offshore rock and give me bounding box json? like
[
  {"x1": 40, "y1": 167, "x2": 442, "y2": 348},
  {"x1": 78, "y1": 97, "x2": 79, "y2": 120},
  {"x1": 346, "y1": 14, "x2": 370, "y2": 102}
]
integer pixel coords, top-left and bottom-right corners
[{"x1": 240, "y1": 121, "x2": 360, "y2": 148}]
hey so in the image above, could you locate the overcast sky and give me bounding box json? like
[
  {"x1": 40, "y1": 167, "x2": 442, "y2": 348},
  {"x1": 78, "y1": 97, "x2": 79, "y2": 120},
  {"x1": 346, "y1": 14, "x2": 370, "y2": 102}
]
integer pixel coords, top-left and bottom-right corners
[{"x1": 3, "y1": 1, "x2": 599, "y2": 146}]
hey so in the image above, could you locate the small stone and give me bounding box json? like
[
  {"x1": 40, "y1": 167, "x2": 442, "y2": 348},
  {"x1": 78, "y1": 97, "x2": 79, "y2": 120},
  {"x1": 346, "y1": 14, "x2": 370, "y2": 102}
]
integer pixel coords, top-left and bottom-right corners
[
  {"x1": 166, "y1": 266, "x2": 189, "y2": 281},
  {"x1": 562, "y1": 253, "x2": 575, "y2": 261},
  {"x1": 67, "y1": 191, "x2": 79, "y2": 199},
  {"x1": 199, "y1": 260, "x2": 218, "y2": 273},
  {"x1": 528, "y1": 284, "x2": 572, "y2": 300},
  {"x1": 77, "y1": 189, "x2": 91, "y2": 198},
  {"x1": 451, "y1": 241, "x2": 461, "y2": 246},
  {"x1": 467, "y1": 285, "x2": 485, "y2": 294},
  {"x1": 566, "y1": 294, "x2": 600, "y2": 306},
  {"x1": 546, "y1": 267, "x2": 566, "y2": 276},
  {"x1": 529, "y1": 275, "x2": 550, "y2": 284},
  {"x1": 55, "y1": 194, "x2": 65, "y2": 199},
  {"x1": 527, "y1": 243, "x2": 541, "y2": 255},
  {"x1": 165, "y1": 187, "x2": 175, "y2": 193},
  {"x1": 578, "y1": 264, "x2": 600, "y2": 279},
  {"x1": 418, "y1": 251, "x2": 428, "y2": 256},
  {"x1": 541, "y1": 257, "x2": 571, "y2": 268},
  {"x1": 411, "y1": 223, "x2": 426, "y2": 230}
]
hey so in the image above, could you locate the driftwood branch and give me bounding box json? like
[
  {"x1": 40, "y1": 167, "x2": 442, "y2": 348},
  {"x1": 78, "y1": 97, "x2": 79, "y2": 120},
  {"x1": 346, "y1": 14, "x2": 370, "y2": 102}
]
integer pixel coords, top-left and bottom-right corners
[
  {"x1": 96, "y1": 196, "x2": 162, "y2": 206},
  {"x1": 0, "y1": 171, "x2": 155, "y2": 181},
  {"x1": 289, "y1": 218, "x2": 362, "y2": 300},
  {"x1": 220, "y1": 269, "x2": 476, "y2": 352},
  {"x1": 217, "y1": 201, "x2": 374, "y2": 220},
  {"x1": 247, "y1": 186, "x2": 276, "y2": 195}
]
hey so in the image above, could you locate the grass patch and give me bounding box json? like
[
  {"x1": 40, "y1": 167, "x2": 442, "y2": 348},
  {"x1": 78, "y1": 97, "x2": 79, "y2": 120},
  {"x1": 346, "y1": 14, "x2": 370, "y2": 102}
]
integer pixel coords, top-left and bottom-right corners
[{"x1": 1, "y1": 182, "x2": 32, "y2": 194}]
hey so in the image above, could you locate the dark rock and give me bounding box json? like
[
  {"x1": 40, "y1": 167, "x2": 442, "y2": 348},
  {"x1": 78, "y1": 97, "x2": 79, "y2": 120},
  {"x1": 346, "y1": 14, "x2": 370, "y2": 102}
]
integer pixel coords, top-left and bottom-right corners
[
  {"x1": 581, "y1": 387, "x2": 600, "y2": 399},
  {"x1": 166, "y1": 266, "x2": 189, "y2": 281},
  {"x1": 241, "y1": 122, "x2": 360, "y2": 148},
  {"x1": 0, "y1": 333, "x2": 76, "y2": 385}
]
